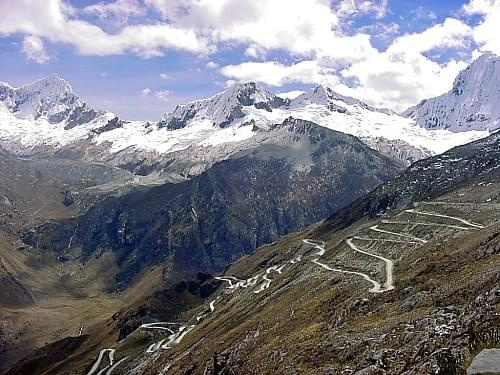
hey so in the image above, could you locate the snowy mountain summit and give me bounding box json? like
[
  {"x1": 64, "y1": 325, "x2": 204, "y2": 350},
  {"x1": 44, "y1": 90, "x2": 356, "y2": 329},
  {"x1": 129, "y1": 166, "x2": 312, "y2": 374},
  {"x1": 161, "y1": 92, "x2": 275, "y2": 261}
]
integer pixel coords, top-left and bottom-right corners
[
  {"x1": 404, "y1": 53, "x2": 500, "y2": 132},
  {"x1": 1, "y1": 54, "x2": 499, "y2": 173},
  {"x1": 289, "y1": 84, "x2": 393, "y2": 115},
  {"x1": 0, "y1": 74, "x2": 102, "y2": 129},
  {"x1": 158, "y1": 82, "x2": 286, "y2": 129}
]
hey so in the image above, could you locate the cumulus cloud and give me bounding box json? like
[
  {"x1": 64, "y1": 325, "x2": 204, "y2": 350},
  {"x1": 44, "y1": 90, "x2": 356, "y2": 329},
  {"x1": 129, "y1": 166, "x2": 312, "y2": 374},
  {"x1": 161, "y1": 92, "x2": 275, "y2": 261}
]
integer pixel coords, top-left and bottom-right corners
[
  {"x1": 220, "y1": 60, "x2": 339, "y2": 87},
  {"x1": 22, "y1": 35, "x2": 50, "y2": 63},
  {"x1": 219, "y1": 14, "x2": 475, "y2": 112},
  {"x1": 205, "y1": 61, "x2": 220, "y2": 69},
  {"x1": 82, "y1": 0, "x2": 145, "y2": 30},
  {"x1": 144, "y1": 0, "x2": 346, "y2": 57},
  {"x1": 334, "y1": 0, "x2": 389, "y2": 20},
  {"x1": 388, "y1": 18, "x2": 472, "y2": 54},
  {"x1": 2, "y1": 0, "x2": 500, "y2": 111},
  {"x1": 463, "y1": 0, "x2": 500, "y2": 55},
  {"x1": 0, "y1": 0, "x2": 211, "y2": 58},
  {"x1": 154, "y1": 89, "x2": 172, "y2": 102},
  {"x1": 83, "y1": 0, "x2": 143, "y2": 18},
  {"x1": 141, "y1": 87, "x2": 172, "y2": 102}
]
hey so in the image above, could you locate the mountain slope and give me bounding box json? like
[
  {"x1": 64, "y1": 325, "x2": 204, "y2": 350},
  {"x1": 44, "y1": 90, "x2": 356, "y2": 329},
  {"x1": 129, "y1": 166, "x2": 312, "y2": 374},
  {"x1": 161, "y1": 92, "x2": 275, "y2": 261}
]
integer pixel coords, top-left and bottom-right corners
[
  {"x1": 12, "y1": 119, "x2": 499, "y2": 375},
  {"x1": 319, "y1": 129, "x2": 500, "y2": 235},
  {"x1": 112, "y1": 130, "x2": 500, "y2": 374},
  {"x1": 0, "y1": 117, "x2": 403, "y2": 373},
  {"x1": 0, "y1": 145, "x2": 145, "y2": 374},
  {"x1": 3, "y1": 57, "x2": 498, "y2": 173},
  {"x1": 404, "y1": 53, "x2": 500, "y2": 132},
  {"x1": 24, "y1": 118, "x2": 403, "y2": 291},
  {"x1": 158, "y1": 82, "x2": 286, "y2": 130},
  {"x1": 0, "y1": 74, "x2": 102, "y2": 129}
]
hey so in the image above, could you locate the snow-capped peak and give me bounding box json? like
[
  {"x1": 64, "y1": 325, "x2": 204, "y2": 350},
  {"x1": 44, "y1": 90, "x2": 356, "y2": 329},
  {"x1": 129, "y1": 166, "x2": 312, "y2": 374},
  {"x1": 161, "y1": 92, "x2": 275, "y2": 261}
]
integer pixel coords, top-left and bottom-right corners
[
  {"x1": 289, "y1": 84, "x2": 390, "y2": 114},
  {"x1": 0, "y1": 74, "x2": 102, "y2": 128},
  {"x1": 158, "y1": 81, "x2": 286, "y2": 130},
  {"x1": 404, "y1": 52, "x2": 500, "y2": 132},
  {"x1": 292, "y1": 84, "x2": 347, "y2": 106},
  {"x1": 0, "y1": 81, "x2": 13, "y2": 89},
  {"x1": 20, "y1": 73, "x2": 73, "y2": 93}
]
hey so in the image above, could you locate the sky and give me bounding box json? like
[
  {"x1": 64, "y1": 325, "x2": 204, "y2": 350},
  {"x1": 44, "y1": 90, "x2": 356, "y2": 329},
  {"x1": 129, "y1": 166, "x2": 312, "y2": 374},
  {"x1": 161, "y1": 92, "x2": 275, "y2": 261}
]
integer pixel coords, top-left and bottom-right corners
[{"x1": 0, "y1": 0, "x2": 499, "y2": 120}]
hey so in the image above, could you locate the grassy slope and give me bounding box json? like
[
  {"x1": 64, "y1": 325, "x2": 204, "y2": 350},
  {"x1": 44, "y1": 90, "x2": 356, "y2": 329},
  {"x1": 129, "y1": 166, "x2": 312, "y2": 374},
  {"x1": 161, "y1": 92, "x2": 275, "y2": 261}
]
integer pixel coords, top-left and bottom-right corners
[{"x1": 136, "y1": 180, "x2": 500, "y2": 374}]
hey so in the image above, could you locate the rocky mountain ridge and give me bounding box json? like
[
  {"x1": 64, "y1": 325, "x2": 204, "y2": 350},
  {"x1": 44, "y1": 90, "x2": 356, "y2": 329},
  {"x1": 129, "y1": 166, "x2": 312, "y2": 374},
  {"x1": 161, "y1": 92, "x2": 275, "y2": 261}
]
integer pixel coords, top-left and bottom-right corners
[
  {"x1": 22, "y1": 118, "x2": 403, "y2": 290},
  {"x1": 8, "y1": 118, "x2": 499, "y2": 375},
  {"x1": 404, "y1": 53, "x2": 500, "y2": 132},
  {"x1": 3, "y1": 55, "x2": 499, "y2": 174},
  {"x1": 0, "y1": 74, "x2": 103, "y2": 129}
]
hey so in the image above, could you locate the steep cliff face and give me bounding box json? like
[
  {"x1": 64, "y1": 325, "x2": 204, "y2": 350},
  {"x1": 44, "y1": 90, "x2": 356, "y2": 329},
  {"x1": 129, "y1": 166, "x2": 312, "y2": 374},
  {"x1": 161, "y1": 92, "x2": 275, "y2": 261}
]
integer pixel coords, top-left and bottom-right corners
[
  {"x1": 0, "y1": 74, "x2": 102, "y2": 129},
  {"x1": 4, "y1": 60, "x2": 496, "y2": 172},
  {"x1": 157, "y1": 82, "x2": 286, "y2": 130},
  {"x1": 404, "y1": 53, "x2": 500, "y2": 132},
  {"x1": 24, "y1": 118, "x2": 403, "y2": 290},
  {"x1": 12, "y1": 120, "x2": 500, "y2": 375}
]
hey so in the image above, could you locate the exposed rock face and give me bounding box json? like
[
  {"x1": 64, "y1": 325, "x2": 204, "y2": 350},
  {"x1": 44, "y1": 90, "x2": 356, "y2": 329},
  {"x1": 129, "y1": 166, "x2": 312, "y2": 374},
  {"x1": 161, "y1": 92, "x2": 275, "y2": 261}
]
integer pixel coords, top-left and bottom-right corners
[
  {"x1": 19, "y1": 127, "x2": 499, "y2": 375},
  {"x1": 2, "y1": 62, "x2": 496, "y2": 173},
  {"x1": 319, "y1": 130, "x2": 500, "y2": 236},
  {"x1": 157, "y1": 82, "x2": 286, "y2": 130},
  {"x1": 467, "y1": 349, "x2": 500, "y2": 374},
  {"x1": 0, "y1": 74, "x2": 101, "y2": 128},
  {"x1": 360, "y1": 136, "x2": 432, "y2": 165},
  {"x1": 289, "y1": 84, "x2": 393, "y2": 115},
  {"x1": 24, "y1": 118, "x2": 403, "y2": 290},
  {"x1": 404, "y1": 53, "x2": 500, "y2": 132}
]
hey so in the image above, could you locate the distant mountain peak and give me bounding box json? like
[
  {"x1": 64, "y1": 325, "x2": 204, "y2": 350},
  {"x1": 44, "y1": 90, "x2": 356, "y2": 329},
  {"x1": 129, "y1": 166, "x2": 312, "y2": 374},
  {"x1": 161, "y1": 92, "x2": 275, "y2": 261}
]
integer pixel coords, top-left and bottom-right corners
[
  {"x1": 220, "y1": 81, "x2": 276, "y2": 106},
  {"x1": 0, "y1": 75, "x2": 104, "y2": 129},
  {"x1": 32, "y1": 73, "x2": 69, "y2": 86},
  {"x1": 290, "y1": 84, "x2": 369, "y2": 113},
  {"x1": 404, "y1": 52, "x2": 500, "y2": 132},
  {"x1": 158, "y1": 81, "x2": 286, "y2": 130}
]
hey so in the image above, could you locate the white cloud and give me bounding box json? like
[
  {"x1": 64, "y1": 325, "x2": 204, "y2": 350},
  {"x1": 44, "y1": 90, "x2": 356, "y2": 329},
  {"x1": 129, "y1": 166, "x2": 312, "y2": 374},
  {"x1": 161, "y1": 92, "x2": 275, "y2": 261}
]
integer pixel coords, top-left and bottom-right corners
[
  {"x1": 334, "y1": 0, "x2": 389, "y2": 20},
  {"x1": 159, "y1": 73, "x2": 170, "y2": 79},
  {"x1": 410, "y1": 6, "x2": 438, "y2": 21},
  {"x1": 141, "y1": 87, "x2": 172, "y2": 102},
  {"x1": 388, "y1": 18, "x2": 472, "y2": 54},
  {"x1": 220, "y1": 60, "x2": 339, "y2": 87},
  {"x1": 0, "y1": 0, "x2": 211, "y2": 58},
  {"x1": 0, "y1": 1, "x2": 390, "y2": 67},
  {"x1": 2, "y1": 0, "x2": 498, "y2": 113},
  {"x1": 219, "y1": 14, "x2": 476, "y2": 112},
  {"x1": 83, "y1": 0, "x2": 144, "y2": 18},
  {"x1": 154, "y1": 89, "x2": 171, "y2": 102},
  {"x1": 464, "y1": 0, "x2": 500, "y2": 55},
  {"x1": 339, "y1": 52, "x2": 468, "y2": 111},
  {"x1": 22, "y1": 35, "x2": 50, "y2": 63},
  {"x1": 144, "y1": 0, "x2": 346, "y2": 57},
  {"x1": 244, "y1": 45, "x2": 266, "y2": 58},
  {"x1": 83, "y1": 0, "x2": 144, "y2": 27},
  {"x1": 205, "y1": 61, "x2": 220, "y2": 69},
  {"x1": 359, "y1": 22, "x2": 399, "y2": 41}
]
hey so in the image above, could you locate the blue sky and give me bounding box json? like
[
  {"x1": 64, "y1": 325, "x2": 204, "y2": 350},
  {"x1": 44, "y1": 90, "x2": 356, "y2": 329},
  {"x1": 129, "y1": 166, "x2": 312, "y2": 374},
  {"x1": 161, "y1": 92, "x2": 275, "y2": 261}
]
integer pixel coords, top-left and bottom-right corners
[{"x1": 0, "y1": 0, "x2": 498, "y2": 120}]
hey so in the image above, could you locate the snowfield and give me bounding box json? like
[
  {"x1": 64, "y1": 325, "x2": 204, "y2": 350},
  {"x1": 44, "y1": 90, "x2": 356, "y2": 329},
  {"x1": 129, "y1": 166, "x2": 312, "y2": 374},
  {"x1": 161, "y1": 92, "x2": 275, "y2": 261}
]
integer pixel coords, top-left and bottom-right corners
[{"x1": 0, "y1": 61, "x2": 497, "y2": 163}]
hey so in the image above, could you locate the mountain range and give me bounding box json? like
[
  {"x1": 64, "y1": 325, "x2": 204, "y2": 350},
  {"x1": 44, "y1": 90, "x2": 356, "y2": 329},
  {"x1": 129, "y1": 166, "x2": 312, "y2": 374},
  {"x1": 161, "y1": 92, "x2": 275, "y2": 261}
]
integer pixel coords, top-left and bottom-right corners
[
  {"x1": 2, "y1": 53, "x2": 499, "y2": 177},
  {"x1": 6, "y1": 106, "x2": 499, "y2": 375},
  {"x1": 0, "y1": 53, "x2": 499, "y2": 375}
]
